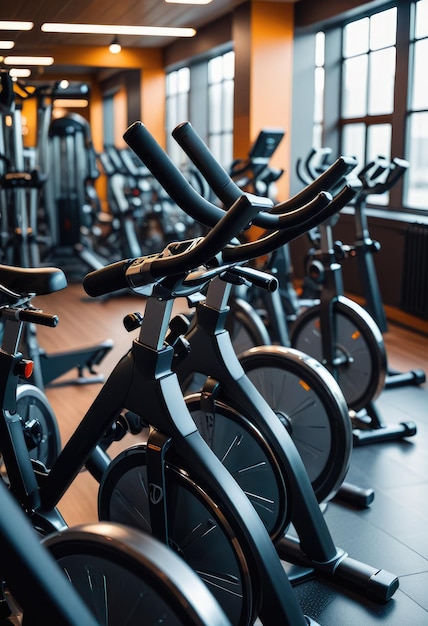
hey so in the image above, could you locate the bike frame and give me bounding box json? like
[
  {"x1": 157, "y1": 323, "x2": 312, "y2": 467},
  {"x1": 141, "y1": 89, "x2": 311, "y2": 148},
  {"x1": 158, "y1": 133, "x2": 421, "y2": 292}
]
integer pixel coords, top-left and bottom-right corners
[
  {"x1": 176, "y1": 273, "x2": 398, "y2": 601},
  {"x1": 0, "y1": 479, "x2": 99, "y2": 626},
  {"x1": 0, "y1": 284, "x2": 308, "y2": 625}
]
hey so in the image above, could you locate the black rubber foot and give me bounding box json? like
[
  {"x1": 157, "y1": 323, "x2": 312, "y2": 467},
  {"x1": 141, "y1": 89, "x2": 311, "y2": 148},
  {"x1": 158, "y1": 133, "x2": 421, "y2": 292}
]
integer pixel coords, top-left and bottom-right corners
[
  {"x1": 353, "y1": 420, "x2": 417, "y2": 445},
  {"x1": 335, "y1": 481, "x2": 375, "y2": 508}
]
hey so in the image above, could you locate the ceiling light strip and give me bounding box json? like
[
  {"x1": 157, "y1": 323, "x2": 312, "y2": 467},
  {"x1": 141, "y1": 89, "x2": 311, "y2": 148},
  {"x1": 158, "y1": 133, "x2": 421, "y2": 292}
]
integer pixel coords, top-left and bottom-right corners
[
  {"x1": 9, "y1": 68, "x2": 32, "y2": 78},
  {"x1": 4, "y1": 56, "x2": 54, "y2": 66},
  {"x1": 165, "y1": 0, "x2": 212, "y2": 4},
  {"x1": 0, "y1": 21, "x2": 34, "y2": 31},
  {"x1": 41, "y1": 23, "x2": 196, "y2": 37},
  {"x1": 53, "y1": 99, "x2": 89, "y2": 108}
]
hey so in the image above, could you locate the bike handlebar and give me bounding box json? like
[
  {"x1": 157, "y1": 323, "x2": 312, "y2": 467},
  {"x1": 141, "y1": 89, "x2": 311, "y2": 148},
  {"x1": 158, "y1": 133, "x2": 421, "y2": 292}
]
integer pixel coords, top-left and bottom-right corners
[
  {"x1": 83, "y1": 194, "x2": 262, "y2": 297},
  {"x1": 0, "y1": 307, "x2": 58, "y2": 327},
  {"x1": 298, "y1": 148, "x2": 409, "y2": 201},
  {"x1": 123, "y1": 122, "x2": 342, "y2": 232},
  {"x1": 83, "y1": 186, "x2": 345, "y2": 297},
  {"x1": 302, "y1": 147, "x2": 333, "y2": 184},
  {"x1": 123, "y1": 121, "x2": 258, "y2": 228},
  {"x1": 172, "y1": 121, "x2": 358, "y2": 216},
  {"x1": 84, "y1": 119, "x2": 364, "y2": 295},
  {"x1": 358, "y1": 156, "x2": 409, "y2": 197},
  {"x1": 222, "y1": 182, "x2": 361, "y2": 263}
]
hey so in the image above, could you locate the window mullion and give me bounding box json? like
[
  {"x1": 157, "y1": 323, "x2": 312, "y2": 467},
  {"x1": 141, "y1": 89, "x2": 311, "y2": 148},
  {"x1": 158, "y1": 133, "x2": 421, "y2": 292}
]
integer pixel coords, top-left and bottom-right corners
[{"x1": 391, "y1": 2, "x2": 411, "y2": 207}]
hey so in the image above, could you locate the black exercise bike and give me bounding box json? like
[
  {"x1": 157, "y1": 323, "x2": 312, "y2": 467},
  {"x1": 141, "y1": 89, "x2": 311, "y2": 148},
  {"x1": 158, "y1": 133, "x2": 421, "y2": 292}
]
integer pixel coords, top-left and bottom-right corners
[
  {"x1": 0, "y1": 273, "x2": 231, "y2": 626},
  {"x1": 176, "y1": 123, "x2": 417, "y2": 446},
  {"x1": 0, "y1": 189, "x2": 319, "y2": 625},
  {"x1": 95, "y1": 121, "x2": 399, "y2": 616}
]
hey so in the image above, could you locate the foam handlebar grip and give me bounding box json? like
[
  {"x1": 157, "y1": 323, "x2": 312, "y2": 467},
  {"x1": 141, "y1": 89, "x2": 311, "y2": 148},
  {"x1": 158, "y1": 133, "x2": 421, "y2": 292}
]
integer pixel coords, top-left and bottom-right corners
[
  {"x1": 83, "y1": 259, "x2": 132, "y2": 297},
  {"x1": 172, "y1": 122, "x2": 358, "y2": 230},
  {"x1": 173, "y1": 121, "x2": 243, "y2": 207},
  {"x1": 123, "y1": 121, "x2": 225, "y2": 228}
]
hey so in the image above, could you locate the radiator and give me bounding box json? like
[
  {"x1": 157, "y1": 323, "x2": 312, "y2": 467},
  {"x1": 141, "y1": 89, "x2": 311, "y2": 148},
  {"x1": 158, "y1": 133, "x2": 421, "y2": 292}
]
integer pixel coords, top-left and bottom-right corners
[{"x1": 401, "y1": 223, "x2": 428, "y2": 319}]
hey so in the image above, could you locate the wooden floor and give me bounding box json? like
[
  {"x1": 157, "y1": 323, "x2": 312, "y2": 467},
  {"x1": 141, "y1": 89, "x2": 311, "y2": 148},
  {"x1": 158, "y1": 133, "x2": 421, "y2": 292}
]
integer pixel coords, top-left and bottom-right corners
[{"x1": 34, "y1": 282, "x2": 428, "y2": 625}]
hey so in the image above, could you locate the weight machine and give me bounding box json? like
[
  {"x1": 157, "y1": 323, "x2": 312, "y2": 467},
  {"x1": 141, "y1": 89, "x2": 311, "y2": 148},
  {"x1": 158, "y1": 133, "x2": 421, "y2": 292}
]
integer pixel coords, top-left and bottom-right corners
[{"x1": 0, "y1": 70, "x2": 112, "y2": 388}]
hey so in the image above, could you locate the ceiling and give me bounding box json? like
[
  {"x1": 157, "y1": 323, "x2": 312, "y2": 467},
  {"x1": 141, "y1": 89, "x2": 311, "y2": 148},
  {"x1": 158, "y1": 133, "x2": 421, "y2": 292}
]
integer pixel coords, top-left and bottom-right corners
[{"x1": 0, "y1": 0, "x2": 297, "y2": 78}]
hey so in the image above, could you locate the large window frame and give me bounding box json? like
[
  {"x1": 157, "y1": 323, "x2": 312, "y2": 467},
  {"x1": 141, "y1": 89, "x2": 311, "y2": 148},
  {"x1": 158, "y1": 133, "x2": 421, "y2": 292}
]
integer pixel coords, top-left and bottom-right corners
[
  {"x1": 165, "y1": 47, "x2": 234, "y2": 170},
  {"x1": 339, "y1": 7, "x2": 398, "y2": 207},
  {"x1": 405, "y1": 0, "x2": 428, "y2": 209},
  {"x1": 165, "y1": 66, "x2": 190, "y2": 169},
  {"x1": 294, "y1": 0, "x2": 427, "y2": 216}
]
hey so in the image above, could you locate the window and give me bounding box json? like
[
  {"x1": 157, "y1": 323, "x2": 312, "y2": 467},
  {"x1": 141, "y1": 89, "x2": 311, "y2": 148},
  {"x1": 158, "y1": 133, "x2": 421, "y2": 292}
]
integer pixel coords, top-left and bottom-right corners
[
  {"x1": 340, "y1": 7, "x2": 397, "y2": 206},
  {"x1": 313, "y1": 32, "x2": 325, "y2": 148},
  {"x1": 207, "y1": 50, "x2": 235, "y2": 166},
  {"x1": 165, "y1": 66, "x2": 190, "y2": 167},
  {"x1": 304, "y1": 1, "x2": 428, "y2": 213},
  {"x1": 165, "y1": 49, "x2": 234, "y2": 171},
  {"x1": 406, "y1": 0, "x2": 428, "y2": 208}
]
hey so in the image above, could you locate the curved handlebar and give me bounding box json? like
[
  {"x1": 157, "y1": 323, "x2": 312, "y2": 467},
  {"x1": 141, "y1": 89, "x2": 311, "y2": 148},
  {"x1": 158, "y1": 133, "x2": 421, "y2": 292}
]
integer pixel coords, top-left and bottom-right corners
[
  {"x1": 172, "y1": 122, "x2": 358, "y2": 217},
  {"x1": 84, "y1": 187, "x2": 350, "y2": 296},
  {"x1": 124, "y1": 122, "x2": 340, "y2": 232},
  {"x1": 83, "y1": 194, "x2": 261, "y2": 297},
  {"x1": 358, "y1": 156, "x2": 409, "y2": 196},
  {"x1": 222, "y1": 182, "x2": 361, "y2": 263},
  {"x1": 304, "y1": 146, "x2": 333, "y2": 183},
  {"x1": 298, "y1": 149, "x2": 408, "y2": 202},
  {"x1": 123, "y1": 122, "x2": 244, "y2": 228}
]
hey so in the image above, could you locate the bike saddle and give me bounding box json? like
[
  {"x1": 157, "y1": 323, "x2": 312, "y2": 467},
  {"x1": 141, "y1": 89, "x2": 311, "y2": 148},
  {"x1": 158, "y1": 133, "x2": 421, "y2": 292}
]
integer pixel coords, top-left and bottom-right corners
[{"x1": 0, "y1": 265, "x2": 67, "y2": 296}]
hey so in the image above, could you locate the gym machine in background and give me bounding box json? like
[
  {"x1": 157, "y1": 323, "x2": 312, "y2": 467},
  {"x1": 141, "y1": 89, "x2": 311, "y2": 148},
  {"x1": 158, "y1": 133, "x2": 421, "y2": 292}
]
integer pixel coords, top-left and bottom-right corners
[
  {"x1": 42, "y1": 111, "x2": 109, "y2": 277},
  {"x1": 0, "y1": 70, "x2": 112, "y2": 388},
  {"x1": 295, "y1": 147, "x2": 426, "y2": 391}
]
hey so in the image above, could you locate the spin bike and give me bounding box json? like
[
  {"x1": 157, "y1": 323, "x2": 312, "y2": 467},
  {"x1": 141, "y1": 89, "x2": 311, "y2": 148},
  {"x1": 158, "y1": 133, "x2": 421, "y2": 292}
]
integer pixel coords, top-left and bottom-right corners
[
  {"x1": 0, "y1": 277, "x2": 231, "y2": 626},
  {"x1": 296, "y1": 148, "x2": 426, "y2": 390},
  {"x1": 96, "y1": 121, "x2": 398, "y2": 615},
  {"x1": 178, "y1": 122, "x2": 416, "y2": 445},
  {"x1": 290, "y1": 154, "x2": 418, "y2": 443},
  {"x1": 169, "y1": 122, "x2": 372, "y2": 506},
  {"x1": 0, "y1": 188, "x2": 320, "y2": 625}
]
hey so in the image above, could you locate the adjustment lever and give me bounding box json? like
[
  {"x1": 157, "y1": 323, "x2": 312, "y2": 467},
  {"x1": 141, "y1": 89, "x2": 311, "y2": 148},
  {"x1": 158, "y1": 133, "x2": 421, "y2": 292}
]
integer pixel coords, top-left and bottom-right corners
[
  {"x1": 166, "y1": 314, "x2": 191, "y2": 364},
  {"x1": 224, "y1": 265, "x2": 278, "y2": 292},
  {"x1": 0, "y1": 307, "x2": 58, "y2": 328}
]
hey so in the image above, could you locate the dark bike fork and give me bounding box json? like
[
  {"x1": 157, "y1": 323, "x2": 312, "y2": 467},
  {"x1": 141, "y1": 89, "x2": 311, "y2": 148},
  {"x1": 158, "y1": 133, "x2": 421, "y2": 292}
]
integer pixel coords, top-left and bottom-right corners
[
  {"x1": 176, "y1": 277, "x2": 399, "y2": 602},
  {"x1": 178, "y1": 279, "x2": 338, "y2": 558},
  {"x1": 310, "y1": 219, "x2": 345, "y2": 378},
  {"x1": 39, "y1": 296, "x2": 308, "y2": 625},
  {"x1": 319, "y1": 257, "x2": 344, "y2": 377}
]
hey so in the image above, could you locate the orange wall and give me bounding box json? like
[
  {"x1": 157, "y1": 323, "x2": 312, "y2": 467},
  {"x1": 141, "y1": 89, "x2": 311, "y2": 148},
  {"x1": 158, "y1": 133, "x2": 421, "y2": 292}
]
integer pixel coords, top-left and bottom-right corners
[
  {"x1": 20, "y1": 4, "x2": 294, "y2": 190},
  {"x1": 233, "y1": 1, "x2": 294, "y2": 201},
  {"x1": 50, "y1": 45, "x2": 163, "y2": 72},
  {"x1": 140, "y1": 68, "x2": 167, "y2": 149}
]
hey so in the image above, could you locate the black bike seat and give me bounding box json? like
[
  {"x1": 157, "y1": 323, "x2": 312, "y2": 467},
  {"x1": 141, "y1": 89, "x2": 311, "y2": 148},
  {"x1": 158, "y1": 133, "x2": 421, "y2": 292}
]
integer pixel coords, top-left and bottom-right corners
[{"x1": 0, "y1": 265, "x2": 67, "y2": 296}]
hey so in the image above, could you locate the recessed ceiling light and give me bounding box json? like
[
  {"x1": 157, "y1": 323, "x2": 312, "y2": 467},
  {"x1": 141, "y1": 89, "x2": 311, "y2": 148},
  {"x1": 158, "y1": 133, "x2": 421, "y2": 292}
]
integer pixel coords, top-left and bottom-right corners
[
  {"x1": 109, "y1": 38, "x2": 122, "y2": 54},
  {"x1": 41, "y1": 23, "x2": 196, "y2": 37},
  {"x1": 4, "y1": 56, "x2": 54, "y2": 66},
  {"x1": 0, "y1": 41, "x2": 15, "y2": 49},
  {"x1": 0, "y1": 21, "x2": 33, "y2": 31}
]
